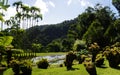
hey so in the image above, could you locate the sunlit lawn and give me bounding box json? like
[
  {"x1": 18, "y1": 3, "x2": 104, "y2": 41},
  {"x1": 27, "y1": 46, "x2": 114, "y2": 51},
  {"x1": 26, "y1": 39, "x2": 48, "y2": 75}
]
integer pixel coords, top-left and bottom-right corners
[
  {"x1": 1, "y1": 52, "x2": 120, "y2": 75},
  {"x1": 35, "y1": 52, "x2": 66, "y2": 56},
  {"x1": 3, "y1": 60, "x2": 120, "y2": 75}
]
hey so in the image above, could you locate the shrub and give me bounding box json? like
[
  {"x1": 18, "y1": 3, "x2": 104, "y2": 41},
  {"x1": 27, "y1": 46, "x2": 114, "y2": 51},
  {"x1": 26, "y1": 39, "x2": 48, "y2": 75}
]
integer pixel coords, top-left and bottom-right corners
[
  {"x1": 59, "y1": 64, "x2": 63, "y2": 67},
  {"x1": 95, "y1": 53, "x2": 104, "y2": 67},
  {"x1": 37, "y1": 59, "x2": 49, "y2": 69},
  {"x1": 10, "y1": 60, "x2": 32, "y2": 75},
  {"x1": 10, "y1": 60, "x2": 20, "y2": 75},
  {"x1": 20, "y1": 60, "x2": 32, "y2": 75},
  {"x1": 65, "y1": 51, "x2": 77, "y2": 70},
  {"x1": 88, "y1": 42, "x2": 100, "y2": 62},
  {"x1": 83, "y1": 58, "x2": 97, "y2": 75},
  {"x1": 76, "y1": 49, "x2": 89, "y2": 64},
  {"x1": 104, "y1": 46, "x2": 120, "y2": 68},
  {"x1": 76, "y1": 54, "x2": 88, "y2": 64}
]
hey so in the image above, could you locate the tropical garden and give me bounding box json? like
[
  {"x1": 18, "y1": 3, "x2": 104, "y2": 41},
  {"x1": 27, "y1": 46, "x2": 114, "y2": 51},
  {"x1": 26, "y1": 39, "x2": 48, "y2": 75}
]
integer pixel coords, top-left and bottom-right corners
[{"x1": 0, "y1": 0, "x2": 120, "y2": 75}]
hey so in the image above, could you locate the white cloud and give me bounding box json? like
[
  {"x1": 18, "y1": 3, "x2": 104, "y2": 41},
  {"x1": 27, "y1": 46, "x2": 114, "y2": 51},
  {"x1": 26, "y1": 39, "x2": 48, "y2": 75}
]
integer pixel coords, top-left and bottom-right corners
[
  {"x1": 48, "y1": 1, "x2": 55, "y2": 8},
  {"x1": 4, "y1": 6, "x2": 16, "y2": 20},
  {"x1": 67, "y1": 0, "x2": 72, "y2": 6},
  {"x1": 67, "y1": 0, "x2": 93, "y2": 7},
  {"x1": 78, "y1": 0, "x2": 93, "y2": 7},
  {"x1": 34, "y1": 0, "x2": 48, "y2": 15}
]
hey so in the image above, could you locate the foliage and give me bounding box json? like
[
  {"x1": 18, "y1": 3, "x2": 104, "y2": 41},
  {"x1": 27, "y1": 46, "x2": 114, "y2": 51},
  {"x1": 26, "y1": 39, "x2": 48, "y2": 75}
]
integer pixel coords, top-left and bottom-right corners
[
  {"x1": 0, "y1": 36, "x2": 13, "y2": 64},
  {"x1": 76, "y1": 50, "x2": 89, "y2": 64},
  {"x1": 88, "y1": 42, "x2": 100, "y2": 62},
  {"x1": 95, "y1": 53, "x2": 104, "y2": 67},
  {"x1": 62, "y1": 38, "x2": 75, "y2": 52},
  {"x1": 103, "y1": 44, "x2": 120, "y2": 68},
  {"x1": 65, "y1": 51, "x2": 77, "y2": 70},
  {"x1": 0, "y1": 45, "x2": 6, "y2": 54},
  {"x1": 0, "y1": 0, "x2": 10, "y2": 21},
  {"x1": 20, "y1": 60, "x2": 32, "y2": 75},
  {"x1": 46, "y1": 39, "x2": 62, "y2": 52},
  {"x1": 32, "y1": 43, "x2": 43, "y2": 52},
  {"x1": 10, "y1": 59, "x2": 20, "y2": 75},
  {"x1": 0, "y1": 36, "x2": 13, "y2": 46},
  {"x1": 10, "y1": 60, "x2": 32, "y2": 75},
  {"x1": 73, "y1": 39, "x2": 87, "y2": 51},
  {"x1": 19, "y1": 4, "x2": 116, "y2": 52},
  {"x1": 37, "y1": 59, "x2": 49, "y2": 69},
  {"x1": 11, "y1": 29, "x2": 25, "y2": 49},
  {"x1": 112, "y1": 0, "x2": 120, "y2": 14},
  {"x1": 11, "y1": 49, "x2": 24, "y2": 54},
  {"x1": 2, "y1": 3, "x2": 120, "y2": 53},
  {"x1": 82, "y1": 20, "x2": 103, "y2": 44},
  {"x1": 83, "y1": 57, "x2": 97, "y2": 75}
]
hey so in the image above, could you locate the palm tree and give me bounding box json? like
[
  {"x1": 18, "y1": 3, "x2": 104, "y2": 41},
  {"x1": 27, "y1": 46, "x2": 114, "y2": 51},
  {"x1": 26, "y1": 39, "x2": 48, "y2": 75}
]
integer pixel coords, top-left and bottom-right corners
[
  {"x1": 15, "y1": 12, "x2": 22, "y2": 29},
  {"x1": 25, "y1": 14, "x2": 31, "y2": 28},
  {"x1": 0, "y1": 0, "x2": 10, "y2": 31},
  {"x1": 13, "y1": 1, "x2": 23, "y2": 29},
  {"x1": 34, "y1": 14, "x2": 42, "y2": 25},
  {"x1": 13, "y1": 1, "x2": 22, "y2": 13},
  {"x1": 21, "y1": 4, "x2": 30, "y2": 29},
  {"x1": 30, "y1": 6, "x2": 40, "y2": 27},
  {"x1": 5, "y1": 19, "x2": 12, "y2": 28}
]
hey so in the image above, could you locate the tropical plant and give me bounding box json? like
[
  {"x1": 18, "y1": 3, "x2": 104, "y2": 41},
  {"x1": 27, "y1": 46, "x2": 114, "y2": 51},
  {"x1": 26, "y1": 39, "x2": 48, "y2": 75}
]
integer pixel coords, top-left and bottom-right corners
[
  {"x1": 13, "y1": 1, "x2": 22, "y2": 13},
  {"x1": 73, "y1": 39, "x2": 86, "y2": 51},
  {"x1": 30, "y1": 6, "x2": 42, "y2": 27},
  {"x1": 10, "y1": 59, "x2": 20, "y2": 75},
  {"x1": 103, "y1": 45, "x2": 120, "y2": 68},
  {"x1": 20, "y1": 60, "x2": 32, "y2": 75},
  {"x1": 65, "y1": 51, "x2": 77, "y2": 70},
  {"x1": 83, "y1": 57, "x2": 97, "y2": 75},
  {"x1": 95, "y1": 53, "x2": 104, "y2": 67},
  {"x1": 37, "y1": 59, "x2": 49, "y2": 69},
  {"x1": 88, "y1": 42, "x2": 100, "y2": 62}
]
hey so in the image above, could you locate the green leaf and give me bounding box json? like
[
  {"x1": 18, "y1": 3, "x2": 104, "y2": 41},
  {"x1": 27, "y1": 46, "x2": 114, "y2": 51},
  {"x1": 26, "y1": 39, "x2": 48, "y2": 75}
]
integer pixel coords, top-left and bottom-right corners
[{"x1": 0, "y1": 36, "x2": 13, "y2": 46}]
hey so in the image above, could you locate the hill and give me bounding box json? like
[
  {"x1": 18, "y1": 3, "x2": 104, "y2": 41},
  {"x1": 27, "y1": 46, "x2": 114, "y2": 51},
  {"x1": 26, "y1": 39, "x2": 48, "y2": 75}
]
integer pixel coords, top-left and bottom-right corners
[{"x1": 19, "y1": 4, "x2": 120, "y2": 52}]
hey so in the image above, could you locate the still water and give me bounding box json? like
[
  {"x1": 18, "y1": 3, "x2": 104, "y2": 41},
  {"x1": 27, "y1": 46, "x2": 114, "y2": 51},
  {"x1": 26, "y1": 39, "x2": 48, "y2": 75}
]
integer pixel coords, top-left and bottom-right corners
[{"x1": 31, "y1": 55, "x2": 66, "y2": 65}]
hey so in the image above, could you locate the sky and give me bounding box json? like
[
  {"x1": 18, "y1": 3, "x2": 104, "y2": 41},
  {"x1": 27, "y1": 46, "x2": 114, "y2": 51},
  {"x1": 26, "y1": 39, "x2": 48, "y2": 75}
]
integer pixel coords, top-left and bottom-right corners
[{"x1": 5, "y1": 0, "x2": 118, "y2": 25}]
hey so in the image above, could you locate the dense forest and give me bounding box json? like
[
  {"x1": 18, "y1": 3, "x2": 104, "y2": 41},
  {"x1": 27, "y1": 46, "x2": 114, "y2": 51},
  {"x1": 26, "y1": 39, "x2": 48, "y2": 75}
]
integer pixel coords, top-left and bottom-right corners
[
  {"x1": 0, "y1": 0, "x2": 120, "y2": 53},
  {"x1": 20, "y1": 3, "x2": 120, "y2": 52}
]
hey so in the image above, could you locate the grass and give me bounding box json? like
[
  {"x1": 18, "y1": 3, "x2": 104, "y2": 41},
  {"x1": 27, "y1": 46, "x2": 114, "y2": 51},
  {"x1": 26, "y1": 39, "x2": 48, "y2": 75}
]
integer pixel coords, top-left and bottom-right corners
[
  {"x1": 2, "y1": 60, "x2": 120, "y2": 75},
  {"x1": 32, "y1": 64, "x2": 88, "y2": 75},
  {"x1": 35, "y1": 52, "x2": 66, "y2": 56},
  {"x1": 1, "y1": 52, "x2": 120, "y2": 75},
  {"x1": 12, "y1": 52, "x2": 66, "y2": 57}
]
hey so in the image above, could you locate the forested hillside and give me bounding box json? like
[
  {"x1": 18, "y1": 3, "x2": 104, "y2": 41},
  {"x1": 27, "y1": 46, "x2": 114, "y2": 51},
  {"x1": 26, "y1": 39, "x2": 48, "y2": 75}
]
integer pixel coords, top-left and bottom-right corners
[
  {"x1": 19, "y1": 4, "x2": 120, "y2": 52},
  {"x1": 25, "y1": 19, "x2": 77, "y2": 46},
  {"x1": 1, "y1": 2, "x2": 120, "y2": 52}
]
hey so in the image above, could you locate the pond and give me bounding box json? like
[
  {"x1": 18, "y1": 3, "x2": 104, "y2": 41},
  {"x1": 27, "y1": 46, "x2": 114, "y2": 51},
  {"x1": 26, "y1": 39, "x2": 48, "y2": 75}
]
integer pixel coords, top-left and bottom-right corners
[{"x1": 31, "y1": 55, "x2": 66, "y2": 65}]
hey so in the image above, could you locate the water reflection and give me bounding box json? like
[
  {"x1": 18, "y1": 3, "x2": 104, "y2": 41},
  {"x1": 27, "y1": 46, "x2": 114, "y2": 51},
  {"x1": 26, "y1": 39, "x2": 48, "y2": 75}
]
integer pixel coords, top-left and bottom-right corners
[{"x1": 31, "y1": 55, "x2": 66, "y2": 65}]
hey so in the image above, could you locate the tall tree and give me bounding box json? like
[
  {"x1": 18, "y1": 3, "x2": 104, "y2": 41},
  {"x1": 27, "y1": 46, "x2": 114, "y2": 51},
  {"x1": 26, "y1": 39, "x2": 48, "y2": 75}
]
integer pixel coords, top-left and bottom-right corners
[
  {"x1": 30, "y1": 6, "x2": 41, "y2": 27},
  {"x1": 34, "y1": 14, "x2": 42, "y2": 25},
  {"x1": 0, "y1": 0, "x2": 10, "y2": 30},
  {"x1": 13, "y1": 1, "x2": 23, "y2": 29},
  {"x1": 82, "y1": 20, "x2": 104, "y2": 44},
  {"x1": 21, "y1": 4, "x2": 30, "y2": 29},
  {"x1": 112, "y1": 0, "x2": 120, "y2": 15},
  {"x1": 13, "y1": 1, "x2": 22, "y2": 13}
]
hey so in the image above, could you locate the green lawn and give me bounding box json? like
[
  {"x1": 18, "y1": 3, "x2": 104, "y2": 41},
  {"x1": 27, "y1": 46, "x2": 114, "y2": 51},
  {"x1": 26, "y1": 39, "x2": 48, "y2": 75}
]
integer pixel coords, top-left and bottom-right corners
[
  {"x1": 3, "y1": 60, "x2": 120, "y2": 75},
  {"x1": 1, "y1": 52, "x2": 120, "y2": 75},
  {"x1": 35, "y1": 52, "x2": 66, "y2": 56}
]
